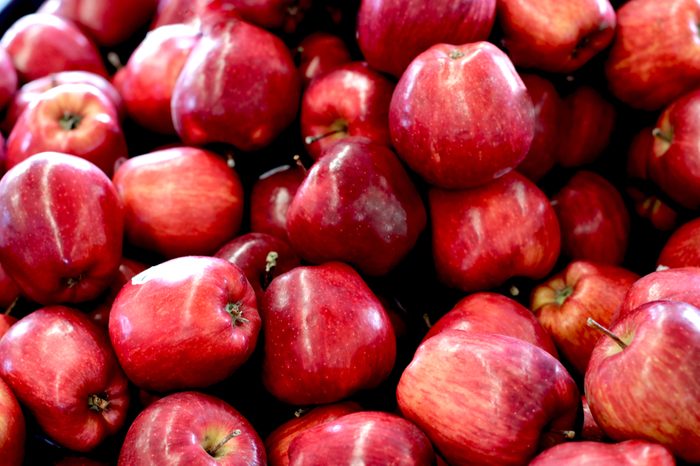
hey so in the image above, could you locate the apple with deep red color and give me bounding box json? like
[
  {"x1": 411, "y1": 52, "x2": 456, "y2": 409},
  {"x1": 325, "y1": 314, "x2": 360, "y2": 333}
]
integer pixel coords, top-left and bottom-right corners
[
  {"x1": 605, "y1": 0, "x2": 700, "y2": 110},
  {"x1": 0, "y1": 13, "x2": 107, "y2": 83},
  {"x1": 172, "y1": 15, "x2": 299, "y2": 151},
  {"x1": 262, "y1": 262, "x2": 396, "y2": 405},
  {"x1": 628, "y1": 189, "x2": 677, "y2": 232},
  {"x1": 531, "y1": 261, "x2": 638, "y2": 374},
  {"x1": 0, "y1": 262, "x2": 19, "y2": 311},
  {"x1": 398, "y1": 331, "x2": 579, "y2": 465},
  {"x1": 286, "y1": 139, "x2": 426, "y2": 276},
  {"x1": 585, "y1": 300, "x2": 700, "y2": 462},
  {"x1": 357, "y1": 0, "x2": 495, "y2": 78},
  {"x1": 250, "y1": 163, "x2": 305, "y2": 240},
  {"x1": 113, "y1": 147, "x2": 244, "y2": 258},
  {"x1": 118, "y1": 391, "x2": 265, "y2": 465},
  {"x1": 0, "y1": 152, "x2": 123, "y2": 305},
  {"x1": 151, "y1": 0, "x2": 203, "y2": 28},
  {"x1": 530, "y1": 440, "x2": 674, "y2": 465},
  {"x1": 430, "y1": 172, "x2": 560, "y2": 292},
  {"x1": 89, "y1": 258, "x2": 149, "y2": 330},
  {"x1": 224, "y1": 0, "x2": 312, "y2": 32},
  {"x1": 390, "y1": 41, "x2": 534, "y2": 189},
  {"x1": 301, "y1": 62, "x2": 394, "y2": 160},
  {"x1": 0, "y1": 315, "x2": 16, "y2": 340},
  {"x1": 109, "y1": 256, "x2": 260, "y2": 392},
  {"x1": 581, "y1": 396, "x2": 605, "y2": 441},
  {"x1": 0, "y1": 46, "x2": 17, "y2": 112},
  {"x1": 288, "y1": 411, "x2": 435, "y2": 466},
  {"x1": 627, "y1": 126, "x2": 654, "y2": 180},
  {"x1": 0, "y1": 306, "x2": 129, "y2": 451},
  {"x1": 423, "y1": 292, "x2": 558, "y2": 357},
  {"x1": 296, "y1": 32, "x2": 351, "y2": 88},
  {"x1": 658, "y1": 218, "x2": 700, "y2": 268},
  {"x1": 0, "y1": 377, "x2": 24, "y2": 466},
  {"x1": 7, "y1": 83, "x2": 127, "y2": 176}
]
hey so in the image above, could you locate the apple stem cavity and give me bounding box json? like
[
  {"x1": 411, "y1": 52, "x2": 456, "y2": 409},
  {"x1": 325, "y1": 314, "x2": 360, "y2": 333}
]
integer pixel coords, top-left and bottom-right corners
[
  {"x1": 87, "y1": 393, "x2": 110, "y2": 412},
  {"x1": 59, "y1": 112, "x2": 83, "y2": 131},
  {"x1": 448, "y1": 49, "x2": 465, "y2": 60},
  {"x1": 555, "y1": 286, "x2": 573, "y2": 305},
  {"x1": 587, "y1": 317, "x2": 627, "y2": 350},
  {"x1": 262, "y1": 250, "x2": 279, "y2": 290},
  {"x1": 652, "y1": 127, "x2": 673, "y2": 144},
  {"x1": 208, "y1": 429, "x2": 242, "y2": 457},
  {"x1": 226, "y1": 302, "x2": 249, "y2": 326}
]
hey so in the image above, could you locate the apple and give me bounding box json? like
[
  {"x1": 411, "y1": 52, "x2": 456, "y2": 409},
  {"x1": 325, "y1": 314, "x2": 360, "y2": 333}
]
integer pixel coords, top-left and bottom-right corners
[
  {"x1": 89, "y1": 258, "x2": 149, "y2": 330},
  {"x1": 0, "y1": 262, "x2": 19, "y2": 312},
  {"x1": 151, "y1": 0, "x2": 204, "y2": 28},
  {"x1": 296, "y1": 32, "x2": 351, "y2": 88},
  {"x1": 581, "y1": 396, "x2": 606, "y2": 441},
  {"x1": 109, "y1": 256, "x2": 260, "y2": 392},
  {"x1": 585, "y1": 300, "x2": 700, "y2": 462},
  {"x1": 225, "y1": 0, "x2": 312, "y2": 32},
  {"x1": 0, "y1": 46, "x2": 17, "y2": 112},
  {"x1": 658, "y1": 217, "x2": 700, "y2": 268},
  {"x1": 0, "y1": 152, "x2": 123, "y2": 305},
  {"x1": 430, "y1": 172, "x2": 560, "y2": 292},
  {"x1": 356, "y1": 0, "x2": 496, "y2": 78},
  {"x1": 0, "y1": 315, "x2": 16, "y2": 340},
  {"x1": 530, "y1": 440, "x2": 675, "y2": 465},
  {"x1": 262, "y1": 262, "x2": 396, "y2": 405},
  {"x1": 0, "y1": 13, "x2": 107, "y2": 83},
  {"x1": 286, "y1": 138, "x2": 426, "y2": 276},
  {"x1": 301, "y1": 62, "x2": 394, "y2": 160},
  {"x1": 113, "y1": 146, "x2": 244, "y2": 258},
  {"x1": 397, "y1": 331, "x2": 580, "y2": 465},
  {"x1": 249, "y1": 163, "x2": 305, "y2": 240},
  {"x1": 118, "y1": 391, "x2": 265, "y2": 465},
  {"x1": 0, "y1": 306, "x2": 129, "y2": 452},
  {"x1": 389, "y1": 41, "x2": 535, "y2": 189},
  {"x1": 626, "y1": 126, "x2": 654, "y2": 180},
  {"x1": 6, "y1": 83, "x2": 127, "y2": 176},
  {"x1": 627, "y1": 190, "x2": 678, "y2": 232},
  {"x1": 287, "y1": 411, "x2": 435, "y2": 465},
  {"x1": 0, "y1": 377, "x2": 23, "y2": 466}
]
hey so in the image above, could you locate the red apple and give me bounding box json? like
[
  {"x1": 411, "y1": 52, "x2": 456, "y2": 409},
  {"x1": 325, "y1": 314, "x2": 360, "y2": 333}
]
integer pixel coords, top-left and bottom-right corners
[
  {"x1": 0, "y1": 152, "x2": 123, "y2": 305},
  {"x1": 390, "y1": 41, "x2": 535, "y2": 189},
  {"x1": 397, "y1": 331, "x2": 580, "y2": 465},
  {"x1": 249, "y1": 163, "x2": 305, "y2": 240},
  {"x1": 0, "y1": 306, "x2": 129, "y2": 451},
  {"x1": 530, "y1": 440, "x2": 675, "y2": 465},
  {"x1": 627, "y1": 190, "x2": 678, "y2": 232},
  {"x1": 109, "y1": 256, "x2": 260, "y2": 392},
  {"x1": 118, "y1": 391, "x2": 265, "y2": 465},
  {"x1": 0, "y1": 377, "x2": 23, "y2": 466},
  {"x1": 296, "y1": 32, "x2": 351, "y2": 88},
  {"x1": 301, "y1": 62, "x2": 394, "y2": 160},
  {"x1": 581, "y1": 396, "x2": 606, "y2": 441},
  {"x1": 0, "y1": 46, "x2": 17, "y2": 112},
  {"x1": 7, "y1": 83, "x2": 127, "y2": 176},
  {"x1": 151, "y1": 0, "x2": 203, "y2": 28},
  {"x1": 430, "y1": 172, "x2": 560, "y2": 292},
  {"x1": 356, "y1": 0, "x2": 496, "y2": 78},
  {"x1": 0, "y1": 262, "x2": 20, "y2": 311},
  {"x1": 585, "y1": 300, "x2": 700, "y2": 462},
  {"x1": 113, "y1": 147, "x2": 244, "y2": 258},
  {"x1": 658, "y1": 217, "x2": 700, "y2": 268},
  {"x1": 262, "y1": 262, "x2": 396, "y2": 405},
  {"x1": 225, "y1": 0, "x2": 312, "y2": 32},
  {"x1": 0, "y1": 315, "x2": 16, "y2": 340},
  {"x1": 627, "y1": 126, "x2": 654, "y2": 180},
  {"x1": 89, "y1": 258, "x2": 149, "y2": 330}
]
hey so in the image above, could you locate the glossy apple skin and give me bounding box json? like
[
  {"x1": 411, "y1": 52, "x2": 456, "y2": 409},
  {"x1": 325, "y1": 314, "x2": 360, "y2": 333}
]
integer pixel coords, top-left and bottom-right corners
[
  {"x1": 585, "y1": 300, "x2": 700, "y2": 462},
  {"x1": 7, "y1": 83, "x2": 127, "y2": 176},
  {"x1": 0, "y1": 262, "x2": 20, "y2": 310},
  {"x1": 0, "y1": 13, "x2": 107, "y2": 83},
  {"x1": 113, "y1": 147, "x2": 244, "y2": 258},
  {"x1": 390, "y1": 41, "x2": 534, "y2": 189},
  {"x1": 109, "y1": 256, "x2": 260, "y2": 392},
  {"x1": 288, "y1": 411, "x2": 435, "y2": 466},
  {"x1": 658, "y1": 218, "x2": 700, "y2": 268},
  {"x1": 0, "y1": 152, "x2": 123, "y2": 305},
  {"x1": 262, "y1": 262, "x2": 396, "y2": 405},
  {"x1": 530, "y1": 440, "x2": 675, "y2": 466},
  {"x1": 0, "y1": 46, "x2": 17, "y2": 112},
  {"x1": 398, "y1": 331, "x2": 579, "y2": 466},
  {"x1": 553, "y1": 171, "x2": 629, "y2": 265},
  {"x1": 227, "y1": 0, "x2": 312, "y2": 32},
  {"x1": 357, "y1": 0, "x2": 495, "y2": 78},
  {"x1": 287, "y1": 139, "x2": 426, "y2": 276},
  {"x1": 423, "y1": 292, "x2": 558, "y2": 357},
  {"x1": 498, "y1": 0, "x2": 615, "y2": 73},
  {"x1": 172, "y1": 17, "x2": 300, "y2": 151},
  {"x1": 118, "y1": 391, "x2": 266, "y2": 466},
  {"x1": 0, "y1": 377, "x2": 24, "y2": 466},
  {"x1": 250, "y1": 164, "x2": 305, "y2": 240},
  {"x1": 430, "y1": 172, "x2": 560, "y2": 292},
  {"x1": 89, "y1": 258, "x2": 149, "y2": 330},
  {"x1": 266, "y1": 402, "x2": 361, "y2": 466},
  {"x1": 0, "y1": 306, "x2": 129, "y2": 452},
  {"x1": 0, "y1": 315, "x2": 16, "y2": 340},
  {"x1": 297, "y1": 32, "x2": 351, "y2": 88},
  {"x1": 531, "y1": 261, "x2": 638, "y2": 374},
  {"x1": 605, "y1": 0, "x2": 700, "y2": 110},
  {"x1": 581, "y1": 395, "x2": 606, "y2": 441},
  {"x1": 301, "y1": 62, "x2": 394, "y2": 160},
  {"x1": 151, "y1": 0, "x2": 203, "y2": 28}
]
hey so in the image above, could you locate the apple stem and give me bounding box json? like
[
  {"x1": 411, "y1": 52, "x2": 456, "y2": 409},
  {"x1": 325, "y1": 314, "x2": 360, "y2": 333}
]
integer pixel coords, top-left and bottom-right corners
[
  {"x1": 262, "y1": 251, "x2": 279, "y2": 290},
  {"x1": 587, "y1": 318, "x2": 627, "y2": 350},
  {"x1": 59, "y1": 113, "x2": 83, "y2": 131},
  {"x1": 293, "y1": 154, "x2": 308, "y2": 175},
  {"x1": 209, "y1": 429, "x2": 241, "y2": 457},
  {"x1": 551, "y1": 430, "x2": 576, "y2": 439},
  {"x1": 88, "y1": 394, "x2": 110, "y2": 412},
  {"x1": 304, "y1": 127, "x2": 346, "y2": 145},
  {"x1": 294, "y1": 408, "x2": 307, "y2": 418},
  {"x1": 107, "y1": 52, "x2": 123, "y2": 70},
  {"x1": 422, "y1": 313, "x2": 432, "y2": 329},
  {"x1": 509, "y1": 285, "x2": 520, "y2": 297},
  {"x1": 4, "y1": 297, "x2": 17, "y2": 315},
  {"x1": 226, "y1": 152, "x2": 236, "y2": 169},
  {"x1": 652, "y1": 128, "x2": 672, "y2": 144},
  {"x1": 226, "y1": 302, "x2": 249, "y2": 326}
]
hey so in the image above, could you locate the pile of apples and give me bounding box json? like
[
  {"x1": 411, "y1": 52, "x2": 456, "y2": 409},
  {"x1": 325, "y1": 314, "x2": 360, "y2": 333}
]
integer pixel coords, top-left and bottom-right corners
[{"x1": 0, "y1": 0, "x2": 699, "y2": 464}]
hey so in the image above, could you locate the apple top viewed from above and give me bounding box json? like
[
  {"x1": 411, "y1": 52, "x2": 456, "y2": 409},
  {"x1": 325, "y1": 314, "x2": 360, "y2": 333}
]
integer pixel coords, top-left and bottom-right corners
[{"x1": 0, "y1": 0, "x2": 699, "y2": 465}]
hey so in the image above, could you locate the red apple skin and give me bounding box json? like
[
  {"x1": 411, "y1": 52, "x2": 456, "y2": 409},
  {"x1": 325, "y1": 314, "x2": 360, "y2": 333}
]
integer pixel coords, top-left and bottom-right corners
[
  {"x1": 430, "y1": 172, "x2": 560, "y2": 292},
  {"x1": 0, "y1": 306, "x2": 129, "y2": 452},
  {"x1": 118, "y1": 391, "x2": 265, "y2": 465},
  {"x1": 530, "y1": 439, "x2": 675, "y2": 466},
  {"x1": 109, "y1": 256, "x2": 260, "y2": 392},
  {"x1": 301, "y1": 62, "x2": 394, "y2": 160},
  {"x1": 0, "y1": 152, "x2": 123, "y2": 305},
  {"x1": 172, "y1": 17, "x2": 300, "y2": 151},
  {"x1": 249, "y1": 164, "x2": 305, "y2": 240},
  {"x1": 0, "y1": 262, "x2": 20, "y2": 311},
  {"x1": 0, "y1": 377, "x2": 24, "y2": 466},
  {"x1": 266, "y1": 402, "x2": 362, "y2": 466},
  {"x1": 0, "y1": 13, "x2": 107, "y2": 83},
  {"x1": 357, "y1": 0, "x2": 496, "y2": 78},
  {"x1": 0, "y1": 46, "x2": 17, "y2": 112},
  {"x1": 89, "y1": 258, "x2": 149, "y2": 330},
  {"x1": 553, "y1": 171, "x2": 630, "y2": 265},
  {"x1": 423, "y1": 292, "x2": 558, "y2": 357},
  {"x1": 390, "y1": 41, "x2": 535, "y2": 189},
  {"x1": 531, "y1": 261, "x2": 639, "y2": 374},
  {"x1": 227, "y1": 0, "x2": 312, "y2": 32},
  {"x1": 498, "y1": 0, "x2": 615, "y2": 73},
  {"x1": 0, "y1": 315, "x2": 17, "y2": 340},
  {"x1": 397, "y1": 331, "x2": 580, "y2": 466},
  {"x1": 288, "y1": 411, "x2": 435, "y2": 466},
  {"x1": 581, "y1": 396, "x2": 606, "y2": 441},
  {"x1": 151, "y1": 0, "x2": 203, "y2": 28},
  {"x1": 262, "y1": 262, "x2": 396, "y2": 405},
  {"x1": 628, "y1": 191, "x2": 678, "y2": 232},
  {"x1": 605, "y1": 0, "x2": 700, "y2": 110},
  {"x1": 658, "y1": 218, "x2": 700, "y2": 268},
  {"x1": 286, "y1": 139, "x2": 426, "y2": 276},
  {"x1": 113, "y1": 147, "x2": 244, "y2": 258},
  {"x1": 585, "y1": 300, "x2": 700, "y2": 462},
  {"x1": 627, "y1": 127, "x2": 654, "y2": 180},
  {"x1": 297, "y1": 32, "x2": 351, "y2": 88},
  {"x1": 7, "y1": 83, "x2": 127, "y2": 176}
]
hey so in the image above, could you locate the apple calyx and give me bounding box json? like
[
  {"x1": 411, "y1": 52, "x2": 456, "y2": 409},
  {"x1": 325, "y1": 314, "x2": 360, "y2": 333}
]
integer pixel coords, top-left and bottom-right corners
[
  {"x1": 226, "y1": 302, "x2": 249, "y2": 326},
  {"x1": 304, "y1": 120, "x2": 348, "y2": 145},
  {"x1": 87, "y1": 393, "x2": 110, "y2": 412},
  {"x1": 206, "y1": 429, "x2": 242, "y2": 458},
  {"x1": 586, "y1": 317, "x2": 627, "y2": 350},
  {"x1": 448, "y1": 49, "x2": 464, "y2": 60},
  {"x1": 59, "y1": 112, "x2": 83, "y2": 131},
  {"x1": 261, "y1": 250, "x2": 279, "y2": 289},
  {"x1": 551, "y1": 429, "x2": 576, "y2": 439},
  {"x1": 62, "y1": 274, "x2": 83, "y2": 289},
  {"x1": 554, "y1": 285, "x2": 573, "y2": 306}
]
